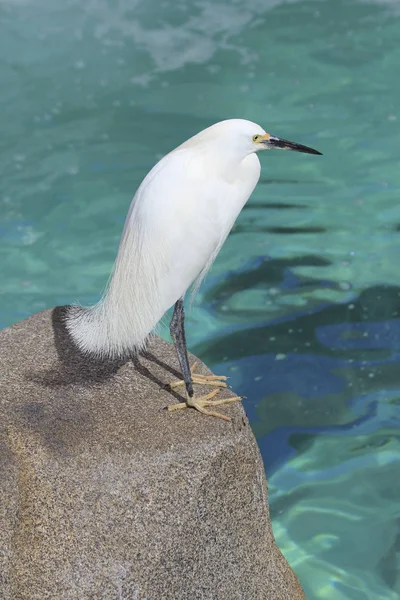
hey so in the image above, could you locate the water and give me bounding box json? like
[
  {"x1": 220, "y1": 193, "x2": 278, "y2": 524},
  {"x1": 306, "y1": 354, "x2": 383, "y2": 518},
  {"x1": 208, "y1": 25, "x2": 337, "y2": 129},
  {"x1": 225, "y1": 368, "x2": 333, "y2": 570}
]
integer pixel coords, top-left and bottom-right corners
[{"x1": 1, "y1": 0, "x2": 400, "y2": 597}]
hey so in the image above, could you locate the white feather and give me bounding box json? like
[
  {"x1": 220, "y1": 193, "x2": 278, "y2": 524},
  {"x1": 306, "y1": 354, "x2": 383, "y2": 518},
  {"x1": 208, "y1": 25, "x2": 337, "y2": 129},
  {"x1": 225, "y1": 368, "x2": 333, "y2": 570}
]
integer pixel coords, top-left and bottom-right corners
[{"x1": 66, "y1": 119, "x2": 263, "y2": 357}]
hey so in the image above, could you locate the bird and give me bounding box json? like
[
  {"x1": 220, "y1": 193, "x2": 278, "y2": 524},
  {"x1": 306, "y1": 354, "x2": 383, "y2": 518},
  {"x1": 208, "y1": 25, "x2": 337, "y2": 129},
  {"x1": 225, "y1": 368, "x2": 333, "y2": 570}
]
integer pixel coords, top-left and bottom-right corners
[{"x1": 66, "y1": 119, "x2": 322, "y2": 421}]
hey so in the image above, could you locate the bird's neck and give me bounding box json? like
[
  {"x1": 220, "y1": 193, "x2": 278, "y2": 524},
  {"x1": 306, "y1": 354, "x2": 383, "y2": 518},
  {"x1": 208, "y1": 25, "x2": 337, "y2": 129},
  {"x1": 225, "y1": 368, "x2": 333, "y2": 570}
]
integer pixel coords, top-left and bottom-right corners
[{"x1": 206, "y1": 146, "x2": 254, "y2": 182}]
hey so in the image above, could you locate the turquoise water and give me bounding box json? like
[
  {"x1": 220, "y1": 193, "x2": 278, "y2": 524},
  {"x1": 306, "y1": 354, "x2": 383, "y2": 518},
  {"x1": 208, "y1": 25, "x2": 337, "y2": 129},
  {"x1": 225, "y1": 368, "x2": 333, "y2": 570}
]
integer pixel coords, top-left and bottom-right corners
[{"x1": 1, "y1": 0, "x2": 400, "y2": 597}]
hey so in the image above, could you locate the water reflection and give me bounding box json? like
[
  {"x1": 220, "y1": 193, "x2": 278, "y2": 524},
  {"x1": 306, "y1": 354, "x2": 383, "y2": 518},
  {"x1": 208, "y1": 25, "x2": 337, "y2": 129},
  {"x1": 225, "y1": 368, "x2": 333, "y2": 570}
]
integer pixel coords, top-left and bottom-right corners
[
  {"x1": 201, "y1": 283, "x2": 399, "y2": 362},
  {"x1": 196, "y1": 276, "x2": 400, "y2": 598},
  {"x1": 202, "y1": 253, "x2": 333, "y2": 323},
  {"x1": 198, "y1": 279, "x2": 400, "y2": 437}
]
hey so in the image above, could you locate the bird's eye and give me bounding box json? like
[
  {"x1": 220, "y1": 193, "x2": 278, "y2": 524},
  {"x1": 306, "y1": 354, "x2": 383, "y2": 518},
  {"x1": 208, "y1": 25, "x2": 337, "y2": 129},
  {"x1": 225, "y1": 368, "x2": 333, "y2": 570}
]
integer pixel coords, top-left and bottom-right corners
[{"x1": 252, "y1": 134, "x2": 262, "y2": 143}]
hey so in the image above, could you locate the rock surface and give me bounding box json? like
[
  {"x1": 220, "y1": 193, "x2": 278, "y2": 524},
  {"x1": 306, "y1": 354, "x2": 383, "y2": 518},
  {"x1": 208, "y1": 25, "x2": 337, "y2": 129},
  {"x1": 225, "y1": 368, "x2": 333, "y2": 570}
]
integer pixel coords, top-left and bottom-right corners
[{"x1": 0, "y1": 308, "x2": 306, "y2": 600}]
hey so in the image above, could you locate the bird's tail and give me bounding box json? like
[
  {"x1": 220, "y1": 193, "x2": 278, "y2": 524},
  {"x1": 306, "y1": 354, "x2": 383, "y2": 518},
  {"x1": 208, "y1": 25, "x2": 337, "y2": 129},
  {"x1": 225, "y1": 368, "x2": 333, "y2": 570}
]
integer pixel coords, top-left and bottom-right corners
[
  {"x1": 65, "y1": 250, "x2": 159, "y2": 359},
  {"x1": 65, "y1": 299, "x2": 150, "y2": 359},
  {"x1": 65, "y1": 206, "x2": 170, "y2": 359}
]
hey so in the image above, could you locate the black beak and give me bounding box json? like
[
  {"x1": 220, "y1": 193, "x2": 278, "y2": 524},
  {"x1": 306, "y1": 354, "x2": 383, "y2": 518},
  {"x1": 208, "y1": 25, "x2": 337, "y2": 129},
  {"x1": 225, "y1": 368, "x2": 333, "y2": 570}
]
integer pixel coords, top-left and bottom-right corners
[{"x1": 267, "y1": 135, "x2": 322, "y2": 155}]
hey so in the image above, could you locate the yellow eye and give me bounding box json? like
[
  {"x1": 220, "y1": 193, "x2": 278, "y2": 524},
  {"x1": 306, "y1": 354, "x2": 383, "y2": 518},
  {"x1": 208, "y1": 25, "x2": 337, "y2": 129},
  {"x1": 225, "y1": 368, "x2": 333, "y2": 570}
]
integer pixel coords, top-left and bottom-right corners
[{"x1": 252, "y1": 134, "x2": 262, "y2": 143}]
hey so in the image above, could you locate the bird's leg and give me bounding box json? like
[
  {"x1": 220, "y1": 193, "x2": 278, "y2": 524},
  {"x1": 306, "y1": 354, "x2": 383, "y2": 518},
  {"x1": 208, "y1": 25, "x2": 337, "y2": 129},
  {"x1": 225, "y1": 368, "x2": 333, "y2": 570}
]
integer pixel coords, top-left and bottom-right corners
[
  {"x1": 167, "y1": 298, "x2": 241, "y2": 421},
  {"x1": 168, "y1": 299, "x2": 227, "y2": 390},
  {"x1": 168, "y1": 298, "x2": 194, "y2": 396}
]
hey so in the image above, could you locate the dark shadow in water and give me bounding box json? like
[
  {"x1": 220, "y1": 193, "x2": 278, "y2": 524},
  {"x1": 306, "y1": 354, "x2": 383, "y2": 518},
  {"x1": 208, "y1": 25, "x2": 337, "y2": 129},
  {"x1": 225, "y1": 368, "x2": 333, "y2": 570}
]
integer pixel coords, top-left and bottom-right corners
[
  {"x1": 378, "y1": 524, "x2": 400, "y2": 589},
  {"x1": 259, "y1": 178, "x2": 321, "y2": 185},
  {"x1": 263, "y1": 226, "x2": 326, "y2": 234},
  {"x1": 203, "y1": 254, "x2": 332, "y2": 304},
  {"x1": 233, "y1": 225, "x2": 327, "y2": 235},
  {"x1": 197, "y1": 284, "x2": 400, "y2": 364},
  {"x1": 243, "y1": 201, "x2": 310, "y2": 210}
]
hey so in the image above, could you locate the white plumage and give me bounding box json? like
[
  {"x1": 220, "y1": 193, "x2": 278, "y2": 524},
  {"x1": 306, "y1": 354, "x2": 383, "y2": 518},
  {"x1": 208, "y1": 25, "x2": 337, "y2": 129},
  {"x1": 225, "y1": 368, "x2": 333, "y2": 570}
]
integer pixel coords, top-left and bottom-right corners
[{"x1": 66, "y1": 118, "x2": 320, "y2": 359}]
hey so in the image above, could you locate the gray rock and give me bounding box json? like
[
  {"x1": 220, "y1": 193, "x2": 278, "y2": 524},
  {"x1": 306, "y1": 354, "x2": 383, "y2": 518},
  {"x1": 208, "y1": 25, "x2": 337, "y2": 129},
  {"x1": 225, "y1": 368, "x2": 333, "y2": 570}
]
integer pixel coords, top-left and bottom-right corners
[{"x1": 0, "y1": 308, "x2": 306, "y2": 600}]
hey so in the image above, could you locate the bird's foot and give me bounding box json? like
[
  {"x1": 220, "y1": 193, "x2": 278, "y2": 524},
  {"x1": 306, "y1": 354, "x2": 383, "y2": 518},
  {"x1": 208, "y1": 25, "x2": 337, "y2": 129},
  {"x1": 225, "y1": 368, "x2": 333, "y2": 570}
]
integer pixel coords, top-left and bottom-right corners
[
  {"x1": 167, "y1": 361, "x2": 228, "y2": 389},
  {"x1": 167, "y1": 389, "x2": 241, "y2": 422}
]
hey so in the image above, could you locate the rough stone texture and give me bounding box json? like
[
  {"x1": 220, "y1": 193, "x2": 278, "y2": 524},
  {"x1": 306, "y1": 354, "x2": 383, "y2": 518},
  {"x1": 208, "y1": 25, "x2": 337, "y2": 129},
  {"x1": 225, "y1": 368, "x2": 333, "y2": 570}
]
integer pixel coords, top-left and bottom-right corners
[{"x1": 0, "y1": 308, "x2": 306, "y2": 600}]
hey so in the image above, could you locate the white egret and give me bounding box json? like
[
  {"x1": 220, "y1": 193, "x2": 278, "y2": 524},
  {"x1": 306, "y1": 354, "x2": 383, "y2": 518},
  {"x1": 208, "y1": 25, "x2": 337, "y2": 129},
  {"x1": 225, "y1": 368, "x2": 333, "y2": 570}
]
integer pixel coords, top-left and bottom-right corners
[{"x1": 66, "y1": 119, "x2": 321, "y2": 420}]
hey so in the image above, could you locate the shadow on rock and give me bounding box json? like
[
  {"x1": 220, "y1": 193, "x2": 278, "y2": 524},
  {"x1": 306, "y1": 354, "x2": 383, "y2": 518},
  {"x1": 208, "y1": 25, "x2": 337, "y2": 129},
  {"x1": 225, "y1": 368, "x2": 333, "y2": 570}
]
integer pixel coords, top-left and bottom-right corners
[{"x1": 25, "y1": 305, "x2": 130, "y2": 387}]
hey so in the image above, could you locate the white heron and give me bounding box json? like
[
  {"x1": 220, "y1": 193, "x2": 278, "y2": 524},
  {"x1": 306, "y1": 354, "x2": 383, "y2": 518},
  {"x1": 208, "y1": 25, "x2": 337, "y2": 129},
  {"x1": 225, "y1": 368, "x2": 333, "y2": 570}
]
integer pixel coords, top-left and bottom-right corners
[{"x1": 66, "y1": 119, "x2": 321, "y2": 421}]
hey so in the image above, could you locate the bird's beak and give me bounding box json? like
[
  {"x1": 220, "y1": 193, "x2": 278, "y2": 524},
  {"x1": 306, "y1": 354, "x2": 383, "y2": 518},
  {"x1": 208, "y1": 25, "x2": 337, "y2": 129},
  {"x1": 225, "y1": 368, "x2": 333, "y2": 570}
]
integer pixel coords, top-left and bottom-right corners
[{"x1": 261, "y1": 133, "x2": 322, "y2": 155}]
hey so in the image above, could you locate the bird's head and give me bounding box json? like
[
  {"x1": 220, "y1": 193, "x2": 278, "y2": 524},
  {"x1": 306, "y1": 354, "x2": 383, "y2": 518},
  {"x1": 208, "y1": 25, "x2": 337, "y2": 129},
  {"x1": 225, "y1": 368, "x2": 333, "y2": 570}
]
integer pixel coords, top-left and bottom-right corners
[
  {"x1": 196, "y1": 119, "x2": 322, "y2": 157},
  {"x1": 251, "y1": 130, "x2": 322, "y2": 156}
]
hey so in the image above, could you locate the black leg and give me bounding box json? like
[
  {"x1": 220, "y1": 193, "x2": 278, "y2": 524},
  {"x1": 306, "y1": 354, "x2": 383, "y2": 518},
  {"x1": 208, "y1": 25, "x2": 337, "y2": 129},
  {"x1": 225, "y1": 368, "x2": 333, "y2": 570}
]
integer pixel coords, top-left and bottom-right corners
[{"x1": 170, "y1": 298, "x2": 194, "y2": 398}]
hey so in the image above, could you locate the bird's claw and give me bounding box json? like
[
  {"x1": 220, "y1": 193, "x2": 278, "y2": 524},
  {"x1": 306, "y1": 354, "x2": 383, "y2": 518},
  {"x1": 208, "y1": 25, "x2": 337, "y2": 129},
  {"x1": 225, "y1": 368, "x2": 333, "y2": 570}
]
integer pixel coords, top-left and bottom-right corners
[
  {"x1": 167, "y1": 361, "x2": 228, "y2": 389},
  {"x1": 167, "y1": 388, "x2": 242, "y2": 421}
]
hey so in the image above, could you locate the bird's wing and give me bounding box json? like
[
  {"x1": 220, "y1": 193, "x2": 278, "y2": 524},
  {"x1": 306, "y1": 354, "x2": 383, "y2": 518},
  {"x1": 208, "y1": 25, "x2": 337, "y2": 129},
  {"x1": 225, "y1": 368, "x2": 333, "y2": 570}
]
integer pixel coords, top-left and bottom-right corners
[
  {"x1": 121, "y1": 149, "x2": 233, "y2": 307},
  {"x1": 105, "y1": 147, "x2": 259, "y2": 352}
]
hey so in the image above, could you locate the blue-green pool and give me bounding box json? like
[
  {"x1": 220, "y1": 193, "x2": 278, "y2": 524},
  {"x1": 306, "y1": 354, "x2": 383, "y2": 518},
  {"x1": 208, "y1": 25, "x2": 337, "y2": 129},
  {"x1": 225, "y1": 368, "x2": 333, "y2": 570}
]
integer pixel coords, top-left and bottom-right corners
[{"x1": 1, "y1": 0, "x2": 400, "y2": 597}]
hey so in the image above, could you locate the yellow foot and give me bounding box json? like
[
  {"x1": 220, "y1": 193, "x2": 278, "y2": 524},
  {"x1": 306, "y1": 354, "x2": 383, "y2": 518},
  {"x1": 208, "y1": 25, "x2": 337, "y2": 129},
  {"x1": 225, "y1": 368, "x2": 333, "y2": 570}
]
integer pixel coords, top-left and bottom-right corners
[
  {"x1": 167, "y1": 389, "x2": 242, "y2": 422},
  {"x1": 168, "y1": 361, "x2": 228, "y2": 390}
]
